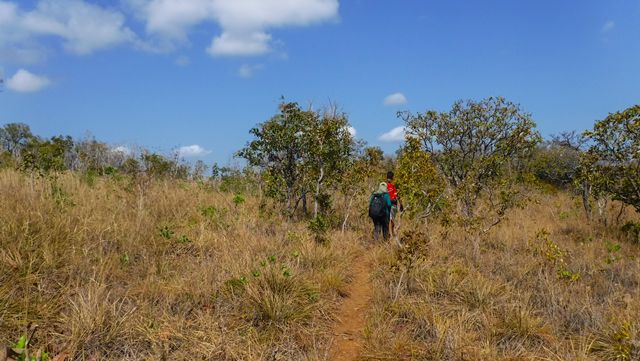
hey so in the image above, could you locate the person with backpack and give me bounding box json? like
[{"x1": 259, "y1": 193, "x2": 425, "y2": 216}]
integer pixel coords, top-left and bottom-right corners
[
  {"x1": 386, "y1": 171, "x2": 403, "y2": 237},
  {"x1": 369, "y1": 182, "x2": 393, "y2": 241}
]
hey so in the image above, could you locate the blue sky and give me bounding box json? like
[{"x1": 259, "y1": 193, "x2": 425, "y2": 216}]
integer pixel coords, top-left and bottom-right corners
[{"x1": 1, "y1": 0, "x2": 639, "y2": 164}]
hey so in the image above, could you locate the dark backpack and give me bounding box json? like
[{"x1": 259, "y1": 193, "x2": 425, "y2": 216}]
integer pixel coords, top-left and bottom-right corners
[{"x1": 369, "y1": 193, "x2": 385, "y2": 219}]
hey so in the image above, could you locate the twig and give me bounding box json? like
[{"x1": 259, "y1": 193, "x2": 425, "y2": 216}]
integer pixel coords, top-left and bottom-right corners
[
  {"x1": 615, "y1": 202, "x2": 626, "y2": 225},
  {"x1": 482, "y1": 218, "x2": 502, "y2": 233},
  {"x1": 393, "y1": 270, "x2": 405, "y2": 303}
]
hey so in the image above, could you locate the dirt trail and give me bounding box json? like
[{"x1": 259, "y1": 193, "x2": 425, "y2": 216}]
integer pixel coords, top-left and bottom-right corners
[{"x1": 329, "y1": 249, "x2": 373, "y2": 361}]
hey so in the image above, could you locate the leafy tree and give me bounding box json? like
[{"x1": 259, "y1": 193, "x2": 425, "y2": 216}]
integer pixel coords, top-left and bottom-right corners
[
  {"x1": 401, "y1": 97, "x2": 540, "y2": 221},
  {"x1": 238, "y1": 102, "x2": 312, "y2": 215},
  {"x1": 530, "y1": 131, "x2": 585, "y2": 188},
  {"x1": 141, "y1": 152, "x2": 174, "y2": 178},
  {"x1": 396, "y1": 137, "x2": 445, "y2": 219},
  {"x1": 21, "y1": 136, "x2": 74, "y2": 176},
  {"x1": 302, "y1": 106, "x2": 355, "y2": 217},
  {"x1": 575, "y1": 150, "x2": 614, "y2": 222},
  {"x1": 583, "y1": 105, "x2": 640, "y2": 212},
  {"x1": 211, "y1": 162, "x2": 221, "y2": 179},
  {"x1": 363, "y1": 146, "x2": 384, "y2": 165},
  {"x1": 0, "y1": 123, "x2": 34, "y2": 158},
  {"x1": 339, "y1": 146, "x2": 384, "y2": 232},
  {"x1": 239, "y1": 101, "x2": 356, "y2": 219}
]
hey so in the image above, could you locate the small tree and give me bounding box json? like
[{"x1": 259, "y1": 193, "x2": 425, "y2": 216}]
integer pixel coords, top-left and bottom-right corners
[
  {"x1": 395, "y1": 137, "x2": 445, "y2": 220},
  {"x1": 402, "y1": 97, "x2": 540, "y2": 224},
  {"x1": 211, "y1": 162, "x2": 221, "y2": 180},
  {"x1": 20, "y1": 135, "x2": 75, "y2": 198},
  {"x1": 530, "y1": 131, "x2": 585, "y2": 188},
  {"x1": 583, "y1": 105, "x2": 640, "y2": 212},
  {"x1": 238, "y1": 102, "x2": 312, "y2": 216},
  {"x1": 575, "y1": 150, "x2": 613, "y2": 222},
  {"x1": 302, "y1": 106, "x2": 355, "y2": 218},
  {"x1": 339, "y1": 146, "x2": 383, "y2": 232},
  {"x1": 21, "y1": 136, "x2": 74, "y2": 176},
  {"x1": 0, "y1": 123, "x2": 34, "y2": 158},
  {"x1": 239, "y1": 101, "x2": 356, "y2": 219},
  {"x1": 141, "y1": 152, "x2": 174, "y2": 179}
]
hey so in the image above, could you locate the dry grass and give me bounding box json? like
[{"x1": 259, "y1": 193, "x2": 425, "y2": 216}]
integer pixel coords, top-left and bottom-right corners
[
  {"x1": 363, "y1": 191, "x2": 640, "y2": 360},
  {"x1": 3, "y1": 169, "x2": 639, "y2": 360},
  {"x1": 0, "y1": 170, "x2": 362, "y2": 360}
]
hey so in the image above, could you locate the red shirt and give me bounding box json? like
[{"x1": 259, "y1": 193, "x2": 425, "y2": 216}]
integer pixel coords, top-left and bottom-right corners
[{"x1": 387, "y1": 181, "x2": 397, "y2": 201}]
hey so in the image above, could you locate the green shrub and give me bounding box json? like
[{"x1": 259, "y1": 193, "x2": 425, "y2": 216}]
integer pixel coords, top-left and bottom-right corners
[
  {"x1": 308, "y1": 215, "x2": 330, "y2": 243},
  {"x1": 621, "y1": 222, "x2": 640, "y2": 244},
  {"x1": 159, "y1": 226, "x2": 174, "y2": 240}
]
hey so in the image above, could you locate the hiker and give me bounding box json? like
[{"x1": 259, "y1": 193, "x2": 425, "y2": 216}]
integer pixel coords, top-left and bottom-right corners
[
  {"x1": 386, "y1": 171, "x2": 403, "y2": 237},
  {"x1": 369, "y1": 182, "x2": 392, "y2": 241}
]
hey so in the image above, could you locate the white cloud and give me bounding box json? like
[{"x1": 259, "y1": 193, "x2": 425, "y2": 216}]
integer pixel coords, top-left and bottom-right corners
[
  {"x1": 208, "y1": 31, "x2": 271, "y2": 56},
  {"x1": 383, "y1": 92, "x2": 408, "y2": 106},
  {"x1": 237, "y1": 63, "x2": 263, "y2": 78},
  {"x1": 379, "y1": 126, "x2": 406, "y2": 142},
  {"x1": 602, "y1": 20, "x2": 615, "y2": 33},
  {"x1": 112, "y1": 145, "x2": 131, "y2": 155},
  {"x1": 178, "y1": 144, "x2": 211, "y2": 157},
  {"x1": 347, "y1": 126, "x2": 356, "y2": 137},
  {"x1": 128, "y1": 0, "x2": 339, "y2": 57},
  {"x1": 6, "y1": 69, "x2": 51, "y2": 92},
  {"x1": 1, "y1": 0, "x2": 339, "y2": 61},
  {"x1": 0, "y1": 0, "x2": 135, "y2": 62}
]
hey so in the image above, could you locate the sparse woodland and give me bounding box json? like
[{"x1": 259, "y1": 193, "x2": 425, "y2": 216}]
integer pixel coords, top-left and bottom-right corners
[{"x1": 1, "y1": 99, "x2": 638, "y2": 360}]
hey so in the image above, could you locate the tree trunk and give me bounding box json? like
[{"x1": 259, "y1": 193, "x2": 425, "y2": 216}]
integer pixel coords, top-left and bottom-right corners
[
  {"x1": 286, "y1": 185, "x2": 293, "y2": 218},
  {"x1": 461, "y1": 193, "x2": 475, "y2": 221},
  {"x1": 314, "y1": 167, "x2": 324, "y2": 218},
  {"x1": 582, "y1": 181, "x2": 592, "y2": 221},
  {"x1": 597, "y1": 197, "x2": 608, "y2": 226},
  {"x1": 302, "y1": 191, "x2": 308, "y2": 216},
  {"x1": 341, "y1": 192, "x2": 356, "y2": 234}
]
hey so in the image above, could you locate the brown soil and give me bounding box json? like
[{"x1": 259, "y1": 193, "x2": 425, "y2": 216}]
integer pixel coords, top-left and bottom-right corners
[{"x1": 329, "y1": 249, "x2": 373, "y2": 361}]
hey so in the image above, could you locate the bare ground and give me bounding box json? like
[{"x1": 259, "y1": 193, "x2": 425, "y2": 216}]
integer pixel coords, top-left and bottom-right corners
[{"x1": 329, "y1": 246, "x2": 373, "y2": 361}]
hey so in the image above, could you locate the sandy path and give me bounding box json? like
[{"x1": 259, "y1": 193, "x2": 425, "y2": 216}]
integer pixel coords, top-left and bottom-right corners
[{"x1": 329, "y1": 250, "x2": 373, "y2": 361}]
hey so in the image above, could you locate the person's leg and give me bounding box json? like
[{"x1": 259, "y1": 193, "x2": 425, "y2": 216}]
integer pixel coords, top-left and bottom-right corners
[
  {"x1": 373, "y1": 219, "x2": 380, "y2": 241},
  {"x1": 389, "y1": 205, "x2": 396, "y2": 237},
  {"x1": 382, "y1": 217, "x2": 390, "y2": 241}
]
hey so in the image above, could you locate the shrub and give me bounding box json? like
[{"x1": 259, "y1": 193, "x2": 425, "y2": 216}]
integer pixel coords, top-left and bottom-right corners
[
  {"x1": 621, "y1": 222, "x2": 640, "y2": 244},
  {"x1": 583, "y1": 105, "x2": 640, "y2": 212}
]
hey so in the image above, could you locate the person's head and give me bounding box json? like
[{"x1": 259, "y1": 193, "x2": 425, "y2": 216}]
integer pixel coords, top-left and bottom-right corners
[
  {"x1": 377, "y1": 182, "x2": 388, "y2": 194},
  {"x1": 386, "y1": 171, "x2": 394, "y2": 181}
]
